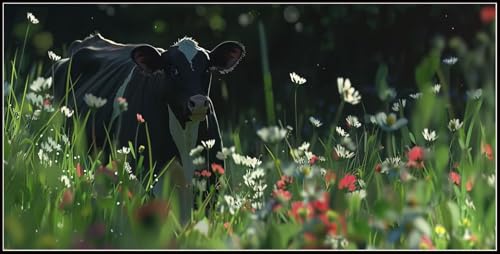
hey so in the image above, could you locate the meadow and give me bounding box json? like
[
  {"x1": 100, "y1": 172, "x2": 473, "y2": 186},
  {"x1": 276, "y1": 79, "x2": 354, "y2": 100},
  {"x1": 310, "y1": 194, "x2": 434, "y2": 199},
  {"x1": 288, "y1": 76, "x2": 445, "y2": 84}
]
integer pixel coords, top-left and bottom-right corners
[{"x1": 3, "y1": 8, "x2": 497, "y2": 249}]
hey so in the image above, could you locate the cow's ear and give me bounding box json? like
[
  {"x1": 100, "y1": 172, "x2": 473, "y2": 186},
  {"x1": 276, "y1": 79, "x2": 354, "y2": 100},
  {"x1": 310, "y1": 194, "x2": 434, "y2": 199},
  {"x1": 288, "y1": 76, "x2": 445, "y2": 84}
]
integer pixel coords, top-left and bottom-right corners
[
  {"x1": 131, "y1": 45, "x2": 163, "y2": 72},
  {"x1": 209, "y1": 41, "x2": 245, "y2": 74}
]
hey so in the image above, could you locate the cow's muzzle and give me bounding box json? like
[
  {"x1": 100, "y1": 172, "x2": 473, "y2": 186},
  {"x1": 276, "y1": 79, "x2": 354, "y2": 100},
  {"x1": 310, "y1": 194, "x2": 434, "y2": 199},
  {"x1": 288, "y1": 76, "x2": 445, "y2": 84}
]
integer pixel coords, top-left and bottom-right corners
[{"x1": 187, "y1": 94, "x2": 209, "y2": 121}]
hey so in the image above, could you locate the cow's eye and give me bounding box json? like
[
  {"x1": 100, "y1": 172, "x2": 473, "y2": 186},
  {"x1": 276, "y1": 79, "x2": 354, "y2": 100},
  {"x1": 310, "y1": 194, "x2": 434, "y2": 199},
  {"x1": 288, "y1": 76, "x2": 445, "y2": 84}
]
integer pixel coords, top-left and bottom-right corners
[{"x1": 170, "y1": 67, "x2": 179, "y2": 77}]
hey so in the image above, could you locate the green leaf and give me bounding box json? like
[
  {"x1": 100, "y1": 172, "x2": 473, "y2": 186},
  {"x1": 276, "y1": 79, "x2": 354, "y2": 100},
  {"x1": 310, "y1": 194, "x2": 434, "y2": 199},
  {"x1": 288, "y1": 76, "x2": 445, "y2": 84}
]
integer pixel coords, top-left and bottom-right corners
[{"x1": 409, "y1": 132, "x2": 416, "y2": 145}]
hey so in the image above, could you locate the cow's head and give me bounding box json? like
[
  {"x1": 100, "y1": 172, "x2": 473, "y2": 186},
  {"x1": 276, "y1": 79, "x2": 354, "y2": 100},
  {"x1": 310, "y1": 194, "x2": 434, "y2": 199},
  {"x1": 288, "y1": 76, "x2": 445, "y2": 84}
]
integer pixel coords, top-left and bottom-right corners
[{"x1": 131, "y1": 37, "x2": 245, "y2": 125}]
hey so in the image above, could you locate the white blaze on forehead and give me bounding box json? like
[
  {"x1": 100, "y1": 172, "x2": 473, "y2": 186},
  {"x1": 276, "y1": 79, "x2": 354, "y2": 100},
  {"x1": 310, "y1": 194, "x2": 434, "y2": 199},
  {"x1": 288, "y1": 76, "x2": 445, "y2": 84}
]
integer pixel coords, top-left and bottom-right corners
[{"x1": 173, "y1": 37, "x2": 210, "y2": 70}]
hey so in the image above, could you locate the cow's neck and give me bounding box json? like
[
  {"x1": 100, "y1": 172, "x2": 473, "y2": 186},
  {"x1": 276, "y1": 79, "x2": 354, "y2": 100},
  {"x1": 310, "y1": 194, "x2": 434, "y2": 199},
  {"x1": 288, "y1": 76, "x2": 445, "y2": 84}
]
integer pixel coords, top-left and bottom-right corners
[{"x1": 167, "y1": 106, "x2": 199, "y2": 183}]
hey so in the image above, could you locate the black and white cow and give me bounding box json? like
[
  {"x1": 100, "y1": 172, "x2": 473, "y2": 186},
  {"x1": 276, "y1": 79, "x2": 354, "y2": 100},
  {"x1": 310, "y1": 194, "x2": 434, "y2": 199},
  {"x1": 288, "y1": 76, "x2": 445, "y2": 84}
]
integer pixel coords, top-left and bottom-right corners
[{"x1": 51, "y1": 33, "x2": 245, "y2": 222}]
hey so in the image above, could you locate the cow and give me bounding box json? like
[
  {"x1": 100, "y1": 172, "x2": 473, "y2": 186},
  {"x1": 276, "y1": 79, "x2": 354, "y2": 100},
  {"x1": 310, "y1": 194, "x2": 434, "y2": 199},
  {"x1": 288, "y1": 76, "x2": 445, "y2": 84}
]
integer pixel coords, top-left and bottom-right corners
[{"x1": 50, "y1": 33, "x2": 245, "y2": 223}]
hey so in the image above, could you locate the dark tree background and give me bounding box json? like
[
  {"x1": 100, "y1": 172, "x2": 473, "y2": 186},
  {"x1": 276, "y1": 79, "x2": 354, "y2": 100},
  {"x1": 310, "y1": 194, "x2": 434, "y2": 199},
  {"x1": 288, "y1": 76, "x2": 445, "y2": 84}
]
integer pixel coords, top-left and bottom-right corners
[{"x1": 4, "y1": 4, "x2": 489, "y2": 131}]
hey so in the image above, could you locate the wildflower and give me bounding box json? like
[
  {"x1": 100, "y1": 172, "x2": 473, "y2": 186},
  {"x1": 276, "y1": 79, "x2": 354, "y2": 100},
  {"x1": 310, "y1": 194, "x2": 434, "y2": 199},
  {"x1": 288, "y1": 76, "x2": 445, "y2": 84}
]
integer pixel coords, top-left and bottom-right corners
[
  {"x1": 232, "y1": 153, "x2": 262, "y2": 168},
  {"x1": 136, "y1": 113, "x2": 145, "y2": 123},
  {"x1": 338, "y1": 174, "x2": 357, "y2": 191},
  {"x1": 189, "y1": 145, "x2": 204, "y2": 157},
  {"x1": 256, "y1": 126, "x2": 287, "y2": 143},
  {"x1": 60, "y1": 106, "x2": 74, "y2": 118},
  {"x1": 448, "y1": 119, "x2": 463, "y2": 132},
  {"x1": 407, "y1": 146, "x2": 426, "y2": 169},
  {"x1": 481, "y1": 143, "x2": 493, "y2": 160},
  {"x1": 216, "y1": 146, "x2": 235, "y2": 160},
  {"x1": 375, "y1": 112, "x2": 408, "y2": 132},
  {"x1": 60, "y1": 175, "x2": 71, "y2": 188},
  {"x1": 466, "y1": 89, "x2": 482, "y2": 100},
  {"x1": 211, "y1": 163, "x2": 225, "y2": 175},
  {"x1": 48, "y1": 51, "x2": 61, "y2": 61},
  {"x1": 374, "y1": 163, "x2": 382, "y2": 173},
  {"x1": 380, "y1": 157, "x2": 403, "y2": 174},
  {"x1": 434, "y1": 224, "x2": 447, "y2": 237},
  {"x1": 76, "y1": 163, "x2": 83, "y2": 178},
  {"x1": 422, "y1": 128, "x2": 438, "y2": 142},
  {"x1": 419, "y1": 236, "x2": 435, "y2": 249},
  {"x1": 432, "y1": 84, "x2": 441, "y2": 94},
  {"x1": 290, "y1": 201, "x2": 314, "y2": 223},
  {"x1": 409, "y1": 92, "x2": 423, "y2": 100},
  {"x1": 346, "y1": 115, "x2": 361, "y2": 128},
  {"x1": 199, "y1": 140, "x2": 215, "y2": 150},
  {"x1": 486, "y1": 174, "x2": 495, "y2": 187},
  {"x1": 116, "y1": 97, "x2": 128, "y2": 112},
  {"x1": 449, "y1": 171, "x2": 461, "y2": 185},
  {"x1": 465, "y1": 198, "x2": 476, "y2": 210},
  {"x1": 309, "y1": 155, "x2": 319, "y2": 165},
  {"x1": 382, "y1": 88, "x2": 397, "y2": 101},
  {"x1": 391, "y1": 99, "x2": 406, "y2": 112},
  {"x1": 466, "y1": 179, "x2": 473, "y2": 192},
  {"x1": 346, "y1": 189, "x2": 367, "y2": 199},
  {"x1": 59, "y1": 189, "x2": 74, "y2": 209},
  {"x1": 290, "y1": 72, "x2": 307, "y2": 85},
  {"x1": 442, "y1": 56, "x2": 458, "y2": 65},
  {"x1": 84, "y1": 93, "x2": 107, "y2": 109},
  {"x1": 480, "y1": 6, "x2": 496, "y2": 24},
  {"x1": 117, "y1": 146, "x2": 130, "y2": 154},
  {"x1": 273, "y1": 189, "x2": 292, "y2": 203},
  {"x1": 30, "y1": 77, "x2": 52, "y2": 93},
  {"x1": 192, "y1": 156, "x2": 206, "y2": 166},
  {"x1": 138, "y1": 145, "x2": 145, "y2": 154},
  {"x1": 200, "y1": 169, "x2": 212, "y2": 178},
  {"x1": 309, "y1": 116, "x2": 323, "y2": 127},
  {"x1": 325, "y1": 171, "x2": 336, "y2": 186},
  {"x1": 224, "y1": 195, "x2": 243, "y2": 215},
  {"x1": 337, "y1": 77, "x2": 361, "y2": 105},
  {"x1": 335, "y1": 126, "x2": 349, "y2": 137},
  {"x1": 334, "y1": 144, "x2": 354, "y2": 159},
  {"x1": 461, "y1": 218, "x2": 471, "y2": 227},
  {"x1": 27, "y1": 12, "x2": 39, "y2": 24}
]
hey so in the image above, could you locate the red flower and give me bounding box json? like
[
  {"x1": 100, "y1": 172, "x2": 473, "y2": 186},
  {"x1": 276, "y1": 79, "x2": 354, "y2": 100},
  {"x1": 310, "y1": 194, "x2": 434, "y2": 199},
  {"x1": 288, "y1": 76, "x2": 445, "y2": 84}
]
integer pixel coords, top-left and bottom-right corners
[
  {"x1": 290, "y1": 201, "x2": 314, "y2": 223},
  {"x1": 481, "y1": 143, "x2": 493, "y2": 161},
  {"x1": 136, "y1": 113, "x2": 145, "y2": 123},
  {"x1": 223, "y1": 222, "x2": 233, "y2": 235},
  {"x1": 76, "y1": 163, "x2": 83, "y2": 178},
  {"x1": 407, "y1": 146, "x2": 425, "y2": 169},
  {"x1": 211, "y1": 163, "x2": 225, "y2": 175},
  {"x1": 480, "y1": 6, "x2": 495, "y2": 24},
  {"x1": 319, "y1": 211, "x2": 338, "y2": 236},
  {"x1": 375, "y1": 163, "x2": 382, "y2": 173},
  {"x1": 309, "y1": 155, "x2": 319, "y2": 165},
  {"x1": 338, "y1": 174, "x2": 357, "y2": 191},
  {"x1": 303, "y1": 232, "x2": 319, "y2": 249},
  {"x1": 276, "y1": 175, "x2": 293, "y2": 190},
  {"x1": 449, "y1": 171, "x2": 461, "y2": 186},
  {"x1": 311, "y1": 192, "x2": 329, "y2": 214},
  {"x1": 59, "y1": 188, "x2": 74, "y2": 209}
]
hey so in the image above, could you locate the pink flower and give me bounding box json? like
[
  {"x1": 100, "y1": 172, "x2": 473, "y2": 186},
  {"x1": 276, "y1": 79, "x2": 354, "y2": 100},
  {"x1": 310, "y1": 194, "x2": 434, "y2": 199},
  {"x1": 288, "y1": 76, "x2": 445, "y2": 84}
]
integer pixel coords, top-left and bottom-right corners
[
  {"x1": 309, "y1": 155, "x2": 319, "y2": 165},
  {"x1": 211, "y1": 163, "x2": 225, "y2": 175},
  {"x1": 449, "y1": 171, "x2": 461, "y2": 186},
  {"x1": 200, "y1": 169, "x2": 212, "y2": 177},
  {"x1": 136, "y1": 113, "x2": 145, "y2": 123},
  {"x1": 407, "y1": 146, "x2": 425, "y2": 169},
  {"x1": 481, "y1": 143, "x2": 493, "y2": 161}
]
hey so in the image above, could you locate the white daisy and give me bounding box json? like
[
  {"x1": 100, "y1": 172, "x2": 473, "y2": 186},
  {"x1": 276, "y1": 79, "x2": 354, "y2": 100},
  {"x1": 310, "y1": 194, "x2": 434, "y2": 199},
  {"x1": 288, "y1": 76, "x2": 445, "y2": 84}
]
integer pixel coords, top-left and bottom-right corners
[
  {"x1": 336, "y1": 126, "x2": 350, "y2": 137},
  {"x1": 201, "y1": 139, "x2": 215, "y2": 149},
  {"x1": 422, "y1": 128, "x2": 438, "y2": 142},
  {"x1": 27, "y1": 12, "x2": 39, "y2": 24},
  {"x1": 337, "y1": 77, "x2": 361, "y2": 105},
  {"x1": 117, "y1": 146, "x2": 130, "y2": 154},
  {"x1": 60, "y1": 106, "x2": 74, "y2": 118},
  {"x1": 334, "y1": 144, "x2": 354, "y2": 159},
  {"x1": 442, "y1": 56, "x2": 458, "y2": 65},
  {"x1": 346, "y1": 115, "x2": 361, "y2": 128},
  {"x1": 189, "y1": 145, "x2": 204, "y2": 157},
  {"x1": 432, "y1": 84, "x2": 441, "y2": 94},
  {"x1": 391, "y1": 99, "x2": 406, "y2": 112},
  {"x1": 48, "y1": 51, "x2": 62, "y2": 61},
  {"x1": 448, "y1": 119, "x2": 463, "y2": 132},
  {"x1": 30, "y1": 77, "x2": 52, "y2": 93},
  {"x1": 309, "y1": 116, "x2": 323, "y2": 127},
  {"x1": 409, "y1": 92, "x2": 423, "y2": 100},
  {"x1": 289, "y1": 72, "x2": 307, "y2": 85},
  {"x1": 256, "y1": 126, "x2": 287, "y2": 143}
]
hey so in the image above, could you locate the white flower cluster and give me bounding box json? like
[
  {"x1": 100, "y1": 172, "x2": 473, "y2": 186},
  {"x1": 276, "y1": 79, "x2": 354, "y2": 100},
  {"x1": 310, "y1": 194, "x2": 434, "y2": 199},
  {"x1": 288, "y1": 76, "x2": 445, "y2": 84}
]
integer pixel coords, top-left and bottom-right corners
[
  {"x1": 257, "y1": 126, "x2": 288, "y2": 143},
  {"x1": 48, "y1": 50, "x2": 62, "y2": 61},
  {"x1": 26, "y1": 77, "x2": 55, "y2": 115},
  {"x1": 242, "y1": 167, "x2": 267, "y2": 210},
  {"x1": 422, "y1": 128, "x2": 438, "y2": 142},
  {"x1": 391, "y1": 99, "x2": 406, "y2": 112},
  {"x1": 448, "y1": 119, "x2": 463, "y2": 132},
  {"x1": 60, "y1": 175, "x2": 71, "y2": 188},
  {"x1": 346, "y1": 115, "x2": 361, "y2": 128},
  {"x1": 216, "y1": 146, "x2": 236, "y2": 160},
  {"x1": 27, "y1": 12, "x2": 39, "y2": 24},
  {"x1": 232, "y1": 153, "x2": 262, "y2": 169},
  {"x1": 309, "y1": 116, "x2": 323, "y2": 128},
  {"x1": 380, "y1": 157, "x2": 403, "y2": 174},
  {"x1": 334, "y1": 144, "x2": 354, "y2": 159},
  {"x1": 84, "y1": 93, "x2": 107, "y2": 109},
  {"x1": 289, "y1": 72, "x2": 307, "y2": 85},
  {"x1": 223, "y1": 195, "x2": 243, "y2": 215}
]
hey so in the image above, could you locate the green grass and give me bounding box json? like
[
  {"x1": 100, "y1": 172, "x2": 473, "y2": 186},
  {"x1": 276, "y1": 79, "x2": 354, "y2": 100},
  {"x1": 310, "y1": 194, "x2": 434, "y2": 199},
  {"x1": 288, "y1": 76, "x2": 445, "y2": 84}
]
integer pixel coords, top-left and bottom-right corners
[{"x1": 3, "y1": 16, "x2": 496, "y2": 250}]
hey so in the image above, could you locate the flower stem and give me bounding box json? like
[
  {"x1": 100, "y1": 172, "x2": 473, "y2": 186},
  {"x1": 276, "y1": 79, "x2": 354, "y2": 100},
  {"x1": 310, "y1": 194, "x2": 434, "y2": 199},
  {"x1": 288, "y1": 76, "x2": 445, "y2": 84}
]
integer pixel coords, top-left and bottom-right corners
[
  {"x1": 18, "y1": 24, "x2": 30, "y2": 79},
  {"x1": 134, "y1": 124, "x2": 140, "y2": 151},
  {"x1": 294, "y1": 86, "x2": 299, "y2": 142},
  {"x1": 91, "y1": 111, "x2": 97, "y2": 156},
  {"x1": 333, "y1": 100, "x2": 346, "y2": 129}
]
